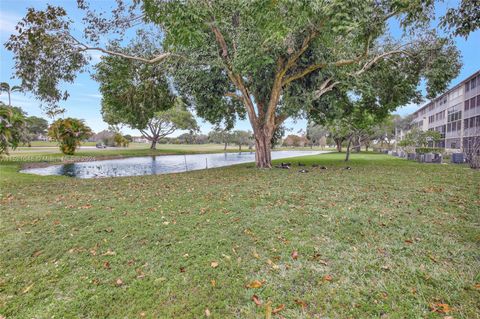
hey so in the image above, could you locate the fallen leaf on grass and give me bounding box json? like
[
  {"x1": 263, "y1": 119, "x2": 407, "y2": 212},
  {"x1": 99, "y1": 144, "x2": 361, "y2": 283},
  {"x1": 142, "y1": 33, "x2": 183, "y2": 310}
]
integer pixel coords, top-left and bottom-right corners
[
  {"x1": 180, "y1": 267, "x2": 186, "y2": 273},
  {"x1": 323, "y1": 274, "x2": 333, "y2": 282},
  {"x1": 475, "y1": 283, "x2": 480, "y2": 290},
  {"x1": 245, "y1": 280, "x2": 264, "y2": 289},
  {"x1": 31, "y1": 250, "x2": 42, "y2": 257},
  {"x1": 211, "y1": 261, "x2": 219, "y2": 268},
  {"x1": 252, "y1": 294, "x2": 262, "y2": 306},
  {"x1": 205, "y1": 308, "x2": 211, "y2": 317},
  {"x1": 272, "y1": 304, "x2": 285, "y2": 314},
  {"x1": 103, "y1": 261, "x2": 110, "y2": 269},
  {"x1": 136, "y1": 268, "x2": 145, "y2": 279},
  {"x1": 291, "y1": 250, "x2": 299, "y2": 260},
  {"x1": 101, "y1": 249, "x2": 116, "y2": 256},
  {"x1": 430, "y1": 303, "x2": 451, "y2": 314},
  {"x1": 404, "y1": 239, "x2": 414, "y2": 244},
  {"x1": 210, "y1": 279, "x2": 216, "y2": 287},
  {"x1": 294, "y1": 299, "x2": 308, "y2": 309},
  {"x1": 115, "y1": 278, "x2": 123, "y2": 286},
  {"x1": 22, "y1": 283, "x2": 34, "y2": 294},
  {"x1": 265, "y1": 301, "x2": 272, "y2": 319}
]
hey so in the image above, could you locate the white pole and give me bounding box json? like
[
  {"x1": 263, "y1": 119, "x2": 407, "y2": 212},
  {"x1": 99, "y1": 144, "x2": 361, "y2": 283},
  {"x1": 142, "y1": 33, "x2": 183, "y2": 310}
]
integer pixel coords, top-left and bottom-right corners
[{"x1": 184, "y1": 155, "x2": 188, "y2": 172}]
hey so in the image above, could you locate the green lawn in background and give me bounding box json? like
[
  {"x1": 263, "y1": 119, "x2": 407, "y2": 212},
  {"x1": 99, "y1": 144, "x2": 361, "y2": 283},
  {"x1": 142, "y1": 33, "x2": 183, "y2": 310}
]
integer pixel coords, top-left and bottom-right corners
[{"x1": 0, "y1": 152, "x2": 479, "y2": 318}]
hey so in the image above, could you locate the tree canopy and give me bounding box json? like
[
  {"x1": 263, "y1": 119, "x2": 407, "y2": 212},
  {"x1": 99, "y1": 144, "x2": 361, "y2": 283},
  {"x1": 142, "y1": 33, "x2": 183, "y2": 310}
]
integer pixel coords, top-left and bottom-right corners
[
  {"x1": 0, "y1": 102, "x2": 27, "y2": 155},
  {"x1": 5, "y1": 0, "x2": 466, "y2": 166}
]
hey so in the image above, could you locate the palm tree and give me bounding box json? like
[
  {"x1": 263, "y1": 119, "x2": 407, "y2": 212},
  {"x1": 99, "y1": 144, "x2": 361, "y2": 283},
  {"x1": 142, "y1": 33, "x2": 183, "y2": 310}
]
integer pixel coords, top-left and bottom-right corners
[
  {"x1": 0, "y1": 82, "x2": 22, "y2": 106},
  {"x1": 48, "y1": 118, "x2": 93, "y2": 155}
]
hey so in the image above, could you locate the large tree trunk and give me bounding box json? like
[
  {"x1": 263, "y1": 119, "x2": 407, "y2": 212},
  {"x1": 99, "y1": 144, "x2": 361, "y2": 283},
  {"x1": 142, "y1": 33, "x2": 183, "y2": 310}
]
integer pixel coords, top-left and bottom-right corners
[
  {"x1": 150, "y1": 138, "x2": 157, "y2": 150},
  {"x1": 345, "y1": 136, "x2": 352, "y2": 161},
  {"x1": 354, "y1": 136, "x2": 361, "y2": 153},
  {"x1": 335, "y1": 138, "x2": 343, "y2": 152},
  {"x1": 254, "y1": 128, "x2": 273, "y2": 168}
]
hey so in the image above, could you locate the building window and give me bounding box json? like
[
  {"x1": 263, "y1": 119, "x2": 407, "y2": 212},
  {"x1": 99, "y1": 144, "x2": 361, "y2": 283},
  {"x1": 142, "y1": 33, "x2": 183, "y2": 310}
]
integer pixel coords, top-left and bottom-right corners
[
  {"x1": 465, "y1": 99, "x2": 470, "y2": 111},
  {"x1": 477, "y1": 95, "x2": 480, "y2": 107},
  {"x1": 465, "y1": 118, "x2": 469, "y2": 129},
  {"x1": 471, "y1": 96, "x2": 476, "y2": 109},
  {"x1": 466, "y1": 82, "x2": 470, "y2": 92},
  {"x1": 471, "y1": 78, "x2": 477, "y2": 90}
]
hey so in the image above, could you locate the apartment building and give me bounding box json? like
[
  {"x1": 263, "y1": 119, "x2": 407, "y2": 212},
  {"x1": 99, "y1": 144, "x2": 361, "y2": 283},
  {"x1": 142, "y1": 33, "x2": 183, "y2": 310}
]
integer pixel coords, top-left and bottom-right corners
[{"x1": 411, "y1": 70, "x2": 480, "y2": 150}]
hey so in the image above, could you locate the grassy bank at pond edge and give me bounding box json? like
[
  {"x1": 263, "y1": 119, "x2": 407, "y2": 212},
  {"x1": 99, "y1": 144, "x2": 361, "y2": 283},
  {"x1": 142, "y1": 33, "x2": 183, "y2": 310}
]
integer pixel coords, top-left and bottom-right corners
[{"x1": 0, "y1": 152, "x2": 479, "y2": 318}]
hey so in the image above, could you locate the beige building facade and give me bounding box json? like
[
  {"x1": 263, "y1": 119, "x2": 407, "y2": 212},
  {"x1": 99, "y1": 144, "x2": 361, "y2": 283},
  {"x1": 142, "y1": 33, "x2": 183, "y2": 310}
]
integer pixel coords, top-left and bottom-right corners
[{"x1": 411, "y1": 70, "x2": 480, "y2": 150}]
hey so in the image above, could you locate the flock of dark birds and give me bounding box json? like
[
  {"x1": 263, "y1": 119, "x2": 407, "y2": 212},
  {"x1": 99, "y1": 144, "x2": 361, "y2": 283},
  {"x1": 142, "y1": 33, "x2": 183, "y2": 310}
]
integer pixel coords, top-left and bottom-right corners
[{"x1": 274, "y1": 162, "x2": 352, "y2": 173}]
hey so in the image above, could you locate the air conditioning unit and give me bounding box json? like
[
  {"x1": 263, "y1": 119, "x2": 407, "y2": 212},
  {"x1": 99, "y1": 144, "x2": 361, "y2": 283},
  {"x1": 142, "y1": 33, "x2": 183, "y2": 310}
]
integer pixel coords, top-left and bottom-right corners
[
  {"x1": 424, "y1": 153, "x2": 434, "y2": 163},
  {"x1": 432, "y1": 153, "x2": 442, "y2": 163},
  {"x1": 451, "y1": 153, "x2": 464, "y2": 164}
]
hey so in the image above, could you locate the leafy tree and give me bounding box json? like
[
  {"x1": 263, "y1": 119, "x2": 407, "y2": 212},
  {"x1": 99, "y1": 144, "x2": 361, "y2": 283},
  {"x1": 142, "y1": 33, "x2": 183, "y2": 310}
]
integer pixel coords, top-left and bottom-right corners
[
  {"x1": 48, "y1": 118, "x2": 92, "y2": 155},
  {"x1": 0, "y1": 82, "x2": 22, "y2": 107},
  {"x1": 323, "y1": 120, "x2": 351, "y2": 153},
  {"x1": 113, "y1": 132, "x2": 130, "y2": 147},
  {"x1": 6, "y1": 1, "x2": 463, "y2": 167},
  {"x1": 399, "y1": 128, "x2": 441, "y2": 151},
  {"x1": 24, "y1": 116, "x2": 49, "y2": 145},
  {"x1": 283, "y1": 135, "x2": 307, "y2": 147},
  {"x1": 0, "y1": 102, "x2": 27, "y2": 155},
  {"x1": 94, "y1": 37, "x2": 198, "y2": 149},
  {"x1": 440, "y1": 0, "x2": 480, "y2": 38},
  {"x1": 208, "y1": 127, "x2": 234, "y2": 150},
  {"x1": 271, "y1": 125, "x2": 285, "y2": 149},
  {"x1": 231, "y1": 130, "x2": 253, "y2": 151},
  {"x1": 141, "y1": 105, "x2": 198, "y2": 149},
  {"x1": 306, "y1": 123, "x2": 328, "y2": 147},
  {"x1": 177, "y1": 132, "x2": 208, "y2": 144}
]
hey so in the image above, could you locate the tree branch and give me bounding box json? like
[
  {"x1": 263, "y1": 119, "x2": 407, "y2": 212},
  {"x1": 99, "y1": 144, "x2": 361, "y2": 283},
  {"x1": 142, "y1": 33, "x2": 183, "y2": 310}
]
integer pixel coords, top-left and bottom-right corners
[
  {"x1": 314, "y1": 78, "x2": 339, "y2": 99},
  {"x1": 67, "y1": 33, "x2": 178, "y2": 64},
  {"x1": 352, "y1": 49, "x2": 411, "y2": 76},
  {"x1": 225, "y1": 92, "x2": 242, "y2": 100}
]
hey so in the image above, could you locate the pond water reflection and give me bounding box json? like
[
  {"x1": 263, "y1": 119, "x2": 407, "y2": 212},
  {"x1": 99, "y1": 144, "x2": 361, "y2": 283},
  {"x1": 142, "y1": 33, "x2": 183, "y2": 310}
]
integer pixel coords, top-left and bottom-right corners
[{"x1": 20, "y1": 150, "x2": 325, "y2": 179}]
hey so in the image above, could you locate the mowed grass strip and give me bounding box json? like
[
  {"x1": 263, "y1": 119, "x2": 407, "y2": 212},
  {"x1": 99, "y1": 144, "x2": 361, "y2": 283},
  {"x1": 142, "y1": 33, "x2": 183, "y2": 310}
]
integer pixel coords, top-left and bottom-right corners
[{"x1": 0, "y1": 153, "x2": 479, "y2": 318}]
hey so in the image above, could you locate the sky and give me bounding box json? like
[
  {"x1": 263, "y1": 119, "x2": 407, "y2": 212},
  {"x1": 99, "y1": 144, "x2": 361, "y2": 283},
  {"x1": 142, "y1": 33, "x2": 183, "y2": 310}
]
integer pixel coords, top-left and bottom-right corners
[{"x1": 0, "y1": 0, "x2": 479, "y2": 137}]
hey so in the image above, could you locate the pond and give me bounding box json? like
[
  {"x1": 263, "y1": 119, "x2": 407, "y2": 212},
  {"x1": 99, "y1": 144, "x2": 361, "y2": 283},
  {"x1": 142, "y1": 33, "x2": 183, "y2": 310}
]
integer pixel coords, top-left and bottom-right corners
[{"x1": 20, "y1": 150, "x2": 326, "y2": 179}]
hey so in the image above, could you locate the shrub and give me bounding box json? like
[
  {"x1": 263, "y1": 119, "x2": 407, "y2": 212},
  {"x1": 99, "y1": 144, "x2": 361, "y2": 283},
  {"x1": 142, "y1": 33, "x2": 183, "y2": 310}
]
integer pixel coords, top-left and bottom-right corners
[
  {"x1": 415, "y1": 147, "x2": 443, "y2": 154},
  {"x1": 48, "y1": 118, "x2": 92, "y2": 155},
  {"x1": 0, "y1": 104, "x2": 26, "y2": 155}
]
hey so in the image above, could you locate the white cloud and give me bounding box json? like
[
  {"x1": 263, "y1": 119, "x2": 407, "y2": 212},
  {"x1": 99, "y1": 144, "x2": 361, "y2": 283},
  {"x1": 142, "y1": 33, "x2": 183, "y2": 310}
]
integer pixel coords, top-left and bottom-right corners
[{"x1": 0, "y1": 10, "x2": 21, "y2": 35}]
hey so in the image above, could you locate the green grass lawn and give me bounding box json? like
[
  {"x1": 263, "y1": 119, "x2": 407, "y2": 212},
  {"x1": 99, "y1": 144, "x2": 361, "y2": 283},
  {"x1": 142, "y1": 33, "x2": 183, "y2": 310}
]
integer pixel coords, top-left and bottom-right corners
[{"x1": 0, "y1": 152, "x2": 479, "y2": 318}]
